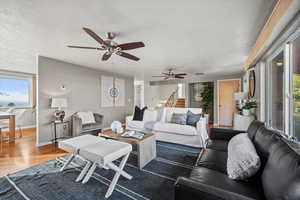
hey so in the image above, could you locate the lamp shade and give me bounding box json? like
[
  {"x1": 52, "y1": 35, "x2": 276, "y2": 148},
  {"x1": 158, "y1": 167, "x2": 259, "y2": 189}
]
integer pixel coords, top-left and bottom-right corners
[
  {"x1": 234, "y1": 92, "x2": 248, "y2": 100},
  {"x1": 51, "y1": 98, "x2": 67, "y2": 109}
]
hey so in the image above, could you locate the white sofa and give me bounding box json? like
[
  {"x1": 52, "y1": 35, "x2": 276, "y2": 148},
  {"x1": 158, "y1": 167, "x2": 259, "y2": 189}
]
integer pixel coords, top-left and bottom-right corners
[{"x1": 126, "y1": 107, "x2": 208, "y2": 147}]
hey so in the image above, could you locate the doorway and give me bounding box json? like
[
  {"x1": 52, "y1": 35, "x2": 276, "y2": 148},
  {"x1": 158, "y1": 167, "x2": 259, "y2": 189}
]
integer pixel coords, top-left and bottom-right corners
[{"x1": 217, "y1": 79, "x2": 241, "y2": 126}]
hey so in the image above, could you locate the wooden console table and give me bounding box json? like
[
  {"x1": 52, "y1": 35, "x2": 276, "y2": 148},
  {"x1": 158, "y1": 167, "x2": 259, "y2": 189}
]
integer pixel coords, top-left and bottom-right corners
[{"x1": 0, "y1": 112, "x2": 16, "y2": 142}]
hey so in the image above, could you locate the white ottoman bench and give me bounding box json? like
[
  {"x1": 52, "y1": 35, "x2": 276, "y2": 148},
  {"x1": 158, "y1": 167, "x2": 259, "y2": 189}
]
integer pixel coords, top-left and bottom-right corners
[
  {"x1": 58, "y1": 135, "x2": 104, "y2": 172},
  {"x1": 79, "y1": 139, "x2": 132, "y2": 198},
  {"x1": 58, "y1": 135, "x2": 132, "y2": 198}
]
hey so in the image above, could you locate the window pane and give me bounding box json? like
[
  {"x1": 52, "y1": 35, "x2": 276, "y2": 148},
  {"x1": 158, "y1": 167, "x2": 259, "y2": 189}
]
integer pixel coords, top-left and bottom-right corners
[
  {"x1": 292, "y1": 36, "x2": 300, "y2": 141},
  {"x1": 0, "y1": 77, "x2": 30, "y2": 107},
  {"x1": 270, "y1": 51, "x2": 284, "y2": 131}
]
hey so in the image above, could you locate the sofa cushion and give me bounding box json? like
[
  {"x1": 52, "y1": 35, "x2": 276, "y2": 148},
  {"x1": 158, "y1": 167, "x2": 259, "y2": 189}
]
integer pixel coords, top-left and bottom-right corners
[
  {"x1": 82, "y1": 123, "x2": 102, "y2": 132},
  {"x1": 247, "y1": 120, "x2": 264, "y2": 140},
  {"x1": 186, "y1": 110, "x2": 202, "y2": 127},
  {"x1": 170, "y1": 113, "x2": 187, "y2": 125},
  {"x1": 262, "y1": 139, "x2": 300, "y2": 200},
  {"x1": 252, "y1": 126, "x2": 281, "y2": 168},
  {"x1": 196, "y1": 149, "x2": 228, "y2": 174},
  {"x1": 133, "y1": 106, "x2": 147, "y2": 121},
  {"x1": 143, "y1": 109, "x2": 158, "y2": 122},
  {"x1": 206, "y1": 140, "x2": 228, "y2": 152},
  {"x1": 189, "y1": 167, "x2": 265, "y2": 200},
  {"x1": 127, "y1": 120, "x2": 144, "y2": 130},
  {"x1": 227, "y1": 133, "x2": 261, "y2": 180},
  {"x1": 151, "y1": 122, "x2": 197, "y2": 136},
  {"x1": 164, "y1": 108, "x2": 202, "y2": 123}
]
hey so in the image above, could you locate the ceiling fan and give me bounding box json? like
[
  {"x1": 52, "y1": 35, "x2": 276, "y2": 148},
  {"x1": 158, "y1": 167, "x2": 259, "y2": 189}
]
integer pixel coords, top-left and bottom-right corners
[
  {"x1": 152, "y1": 69, "x2": 187, "y2": 80},
  {"x1": 67, "y1": 27, "x2": 145, "y2": 61}
]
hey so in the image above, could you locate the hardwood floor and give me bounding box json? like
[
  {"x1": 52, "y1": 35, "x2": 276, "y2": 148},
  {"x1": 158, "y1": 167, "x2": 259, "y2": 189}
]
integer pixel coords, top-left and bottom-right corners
[
  {"x1": 0, "y1": 125, "x2": 232, "y2": 177},
  {"x1": 0, "y1": 128, "x2": 67, "y2": 177}
]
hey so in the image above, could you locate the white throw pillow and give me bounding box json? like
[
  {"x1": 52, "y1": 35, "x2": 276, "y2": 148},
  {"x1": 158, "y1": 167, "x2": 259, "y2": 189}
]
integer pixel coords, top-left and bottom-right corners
[
  {"x1": 143, "y1": 110, "x2": 158, "y2": 122},
  {"x1": 227, "y1": 133, "x2": 261, "y2": 180},
  {"x1": 77, "y1": 111, "x2": 96, "y2": 125}
]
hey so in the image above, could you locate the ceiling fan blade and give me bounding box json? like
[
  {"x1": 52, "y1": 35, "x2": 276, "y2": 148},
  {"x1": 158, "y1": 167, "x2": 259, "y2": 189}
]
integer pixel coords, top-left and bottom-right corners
[
  {"x1": 117, "y1": 42, "x2": 145, "y2": 50},
  {"x1": 102, "y1": 52, "x2": 112, "y2": 61},
  {"x1": 83, "y1": 27, "x2": 106, "y2": 46},
  {"x1": 152, "y1": 75, "x2": 167, "y2": 77},
  {"x1": 164, "y1": 77, "x2": 170, "y2": 80},
  {"x1": 175, "y1": 73, "x2": 187, "y2": 76},
  {"x1": 116, "y1": 52, "x2": 140, "y2": 61},
  {"x1": 67, "y1": 45, "x2": 104, "y2": 50},
  {"x1": 175, "y1": 75, "x2": 185, "y2": 79}
]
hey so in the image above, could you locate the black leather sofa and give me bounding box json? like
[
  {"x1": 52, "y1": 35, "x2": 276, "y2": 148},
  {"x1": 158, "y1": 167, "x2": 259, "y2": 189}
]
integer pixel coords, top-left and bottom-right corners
[{"x1": 175, "y1": 120, "x2": 300, "y2": 200}]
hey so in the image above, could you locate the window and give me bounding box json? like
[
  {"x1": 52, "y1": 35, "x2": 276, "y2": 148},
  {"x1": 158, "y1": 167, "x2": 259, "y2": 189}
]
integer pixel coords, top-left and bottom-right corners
[
  {"x1": 0, "y1": 75, "x2": 32, "y2": 108},
  {"x1": 268, "y1": 51, "x2": 285, "y2": 131},
  {"x1": 291, "y1": 36, "x2": 300, "y2": 140}
]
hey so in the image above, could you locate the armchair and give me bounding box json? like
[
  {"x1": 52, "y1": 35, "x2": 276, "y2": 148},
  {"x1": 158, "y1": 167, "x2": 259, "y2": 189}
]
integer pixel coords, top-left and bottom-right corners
[{"x1": 72, "y1": 112, "x2": 103, "y2": 137}]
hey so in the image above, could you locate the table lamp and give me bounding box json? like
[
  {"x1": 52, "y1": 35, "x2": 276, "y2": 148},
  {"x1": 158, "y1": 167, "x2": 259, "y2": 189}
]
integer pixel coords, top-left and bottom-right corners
[
  {"x1": 51, "y1": 98, "x2": 68, "y2": 122},
  {"x1": 234, "y1": 92, "x2": 247, "y2": 110}
]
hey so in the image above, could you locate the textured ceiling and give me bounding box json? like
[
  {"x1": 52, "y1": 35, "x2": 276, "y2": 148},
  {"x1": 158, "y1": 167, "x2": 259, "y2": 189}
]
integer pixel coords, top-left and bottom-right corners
[{"x1": 0, "y1": 0, "x2": 275, "y2": 80}]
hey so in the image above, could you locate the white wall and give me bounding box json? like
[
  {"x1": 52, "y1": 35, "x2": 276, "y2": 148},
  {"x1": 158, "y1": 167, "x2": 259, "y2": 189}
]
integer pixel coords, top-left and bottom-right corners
[
  {"x1": 144, "y1": 83, "x2": 179, "y2": 108},
  {"x1": 37, "y1": 56, "x2": 134, "y2": 146}
]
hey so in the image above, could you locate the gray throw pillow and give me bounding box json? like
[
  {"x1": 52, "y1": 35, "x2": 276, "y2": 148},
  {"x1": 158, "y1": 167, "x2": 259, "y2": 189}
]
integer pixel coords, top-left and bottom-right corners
[
  {"x1": 227, "y1": 133, "x2": 261, "y2": 180},
  {"x1": 186, "y1": 110, "x2": 202, "y2": 127},
  {"x1": 170, "y1": 113, "x2": 187, "y2": 125}
]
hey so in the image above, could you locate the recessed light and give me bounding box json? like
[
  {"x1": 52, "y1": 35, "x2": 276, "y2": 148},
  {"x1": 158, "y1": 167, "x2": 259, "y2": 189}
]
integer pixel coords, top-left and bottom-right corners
[{"x1": 275, "y1": 61, "x2": 283, "y2": 67}]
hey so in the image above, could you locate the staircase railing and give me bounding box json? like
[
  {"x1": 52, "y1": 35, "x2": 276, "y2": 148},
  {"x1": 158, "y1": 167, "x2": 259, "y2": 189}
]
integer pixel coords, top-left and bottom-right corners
[{"x1": 164, "y1": 88, "x2": 178, "y2": 107}]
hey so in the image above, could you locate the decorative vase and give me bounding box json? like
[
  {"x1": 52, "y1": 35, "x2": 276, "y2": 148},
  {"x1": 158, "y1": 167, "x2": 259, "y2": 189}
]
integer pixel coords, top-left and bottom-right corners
[
  {"x1": 242, "y1": 109, "x2": 251, "y2": 116},
  {"x1": 250, "y1": 108, "x2": 256, "y2": 115}
]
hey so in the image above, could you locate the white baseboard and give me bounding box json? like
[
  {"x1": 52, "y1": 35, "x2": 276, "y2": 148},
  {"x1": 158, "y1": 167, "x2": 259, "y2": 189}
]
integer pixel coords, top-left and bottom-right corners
[
  {"x1": 1, "y1": 125, "x2": 36, "y2": 132},
  {"x1": 36, "y1": 141, "x2": 52, "y2": 147},
  {"x1": 21, "y1": 125, "x2": 36, "y2": 129}
]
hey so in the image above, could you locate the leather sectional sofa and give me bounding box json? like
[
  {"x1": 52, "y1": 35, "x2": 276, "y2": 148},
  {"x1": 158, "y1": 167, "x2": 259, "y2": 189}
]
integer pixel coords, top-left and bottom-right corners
[{"x1": 175, "y1": 120, "x2": 300, "y2": 200}]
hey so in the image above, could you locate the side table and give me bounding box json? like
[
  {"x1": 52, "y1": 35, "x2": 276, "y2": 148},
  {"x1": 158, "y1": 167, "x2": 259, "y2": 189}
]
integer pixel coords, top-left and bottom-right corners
[{"x1": 52, "y1": 120, "x2": 70, "y2": 143}]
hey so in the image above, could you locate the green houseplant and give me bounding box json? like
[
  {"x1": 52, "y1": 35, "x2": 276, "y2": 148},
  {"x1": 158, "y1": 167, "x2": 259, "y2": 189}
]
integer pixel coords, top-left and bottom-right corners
[
  {"x1": 200, "y1": 84, "x2": 214, "y2": 123},
  {"x1": 242, "y1": 99, "x2": 256, "y2": 116}
]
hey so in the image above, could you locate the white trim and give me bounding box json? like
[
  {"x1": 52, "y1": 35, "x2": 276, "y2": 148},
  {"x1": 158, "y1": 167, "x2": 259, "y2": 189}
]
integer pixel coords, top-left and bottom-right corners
[
  {"x1": 284, "y1": 43, "x2": 291, "y2": 135},
  {"x1": 36, "y1": 141, "x2": 52, "y2": 147},
  {"x1": 36, "y1": 54, "x2": 39, "y2": 147},
  {"x1": 0, "y1": 125, "x2": 36, "y2": 132},
  {"x1": 217, "y1": 79, "x2": 241, "y2": 126},
  {"x1": 259, "y1": 62, "x2": 266, "y2": 122}
]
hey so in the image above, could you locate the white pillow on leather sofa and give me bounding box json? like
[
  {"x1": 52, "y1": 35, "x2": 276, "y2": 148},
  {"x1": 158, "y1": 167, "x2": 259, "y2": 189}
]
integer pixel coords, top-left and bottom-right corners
[{"x1": 227, "y1": 133, "x2": 261, "y2": 180}]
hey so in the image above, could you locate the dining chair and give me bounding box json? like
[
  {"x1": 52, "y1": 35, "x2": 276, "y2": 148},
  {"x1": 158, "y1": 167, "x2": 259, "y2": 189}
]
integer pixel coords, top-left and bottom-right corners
[{"x1": 0, "y1": 109, "x2": 26, "y2": 138}]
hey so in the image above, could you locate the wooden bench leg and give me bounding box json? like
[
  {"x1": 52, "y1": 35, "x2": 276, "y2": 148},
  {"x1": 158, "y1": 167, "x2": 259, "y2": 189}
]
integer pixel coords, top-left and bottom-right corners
[
  {"x1": 76, "y1": 160, "x2": 91, "y2": 182},
  {"x1": 105, "y1": 153, "x2": 131, "y2": 198},
  {"x1": 60, "y1": 154, "x2": 75, "y2": 172}
]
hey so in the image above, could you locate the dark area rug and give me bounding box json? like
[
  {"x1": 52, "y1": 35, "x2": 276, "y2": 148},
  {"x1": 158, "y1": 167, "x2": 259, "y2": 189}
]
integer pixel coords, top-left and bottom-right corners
[{"x1": 0, "y1": 141, "x2": 200, "y2": 200}]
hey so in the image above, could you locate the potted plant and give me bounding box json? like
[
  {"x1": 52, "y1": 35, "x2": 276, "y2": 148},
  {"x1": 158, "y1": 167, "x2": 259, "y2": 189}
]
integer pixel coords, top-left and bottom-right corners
[
  {"x1": 242, "y1": 99, "x2": 256, "y2": 116},
  {"x1": 200, "y1": 84, "x2": 214, "y2": 124}
]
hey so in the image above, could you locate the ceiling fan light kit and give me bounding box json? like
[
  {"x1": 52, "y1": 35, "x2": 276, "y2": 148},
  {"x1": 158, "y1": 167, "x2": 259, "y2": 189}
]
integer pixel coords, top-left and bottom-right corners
[{"x1": 67, "y1": 27, "x2": 145, "y2": 62}]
